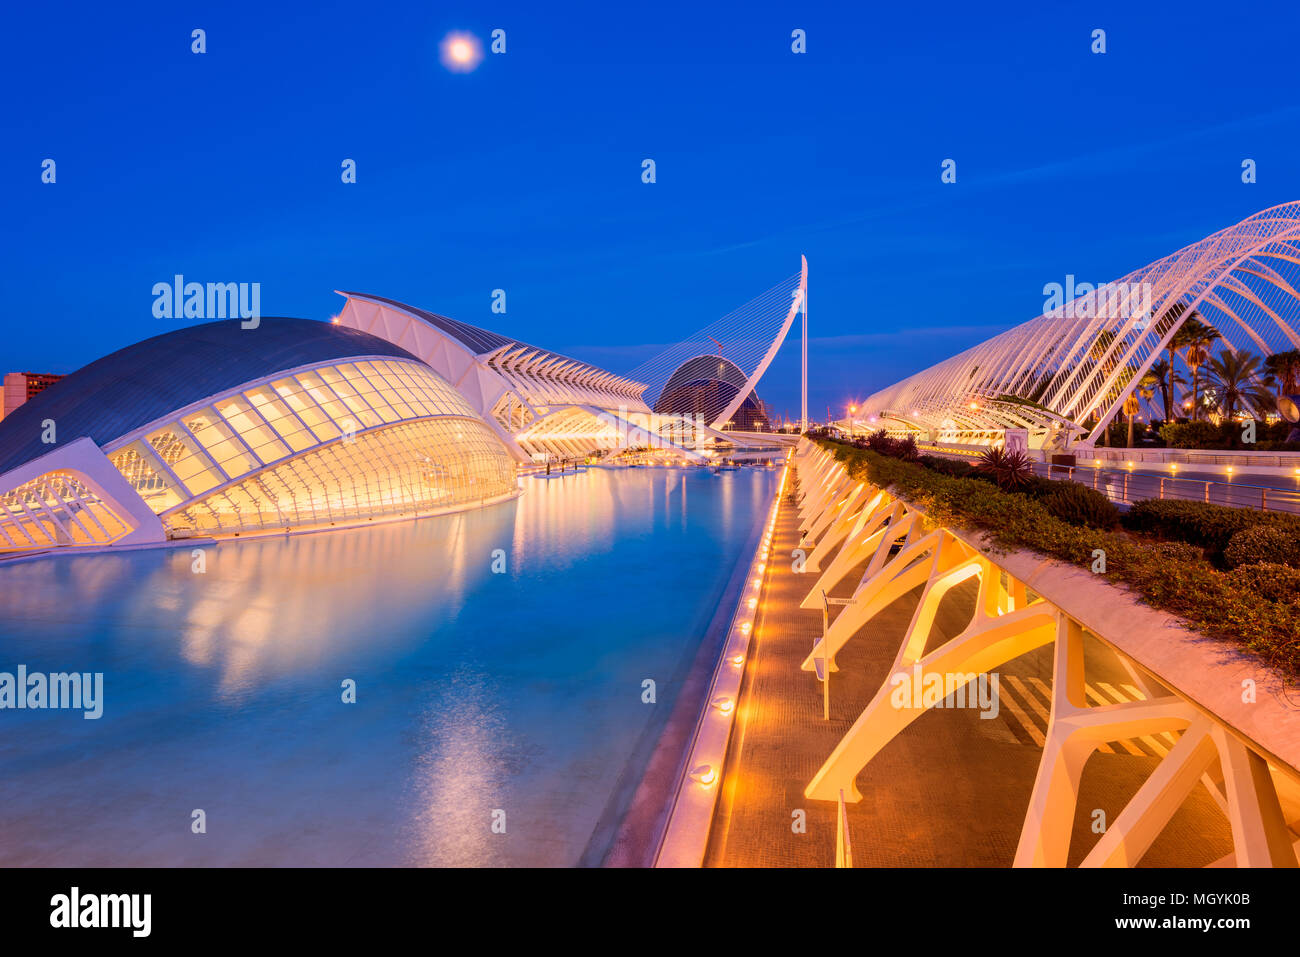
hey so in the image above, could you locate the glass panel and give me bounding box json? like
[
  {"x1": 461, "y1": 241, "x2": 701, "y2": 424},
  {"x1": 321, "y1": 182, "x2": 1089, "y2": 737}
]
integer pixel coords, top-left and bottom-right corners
[
  {"x1": 184, "y1": 407, "x2": 260, "y2": 478},
  {"x1": 108, "y1": 441, "x2": 185, "y2": 512},
  {"x1": 172, "y1": 417, "x2": 516, "y2": 535},
  {"x1": 147, "y1": 425, "x2": 222, "y2": 495}
]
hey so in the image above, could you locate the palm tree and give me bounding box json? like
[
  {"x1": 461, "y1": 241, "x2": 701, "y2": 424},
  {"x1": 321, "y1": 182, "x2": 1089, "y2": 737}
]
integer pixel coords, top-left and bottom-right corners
[
  {"x1": 1159, "y1": 303, "x2": 1198, "y2": 419},
  {"x1": 1263, "y1": 349, "x2": 1300, "y2": 395},
  {"x1": 1147, "y1": 358, "x2": 1185, "y2": 422},
  {"x1": 1125, "y1": 373, "x2": 1158, "y2": 447},
  {"x1": 1088, "y1": 330, "x2": 1117, "y2": 446},
  {"x1": 1123, "y1": 392, "x2": 1141, "y2": 448},
  {"x1": 1204, "y1": 351, "x2": 1274, "y2": 421},
  {"x1": 1180, "y1": 318, "x2": 1221, "y2": 421},
  {"x1": 1264, "y1": 349, "x2": 1300, "y2": 441}
]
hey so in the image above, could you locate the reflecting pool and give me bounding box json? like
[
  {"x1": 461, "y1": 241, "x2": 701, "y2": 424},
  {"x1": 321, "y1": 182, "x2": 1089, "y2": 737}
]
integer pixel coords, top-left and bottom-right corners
[{"x1": 0, "y1": 466, "x2": 776, "y2": 866}]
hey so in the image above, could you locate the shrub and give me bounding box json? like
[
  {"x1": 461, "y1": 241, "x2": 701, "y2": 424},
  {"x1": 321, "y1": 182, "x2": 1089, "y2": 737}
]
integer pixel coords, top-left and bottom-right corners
[
  {"x1": 917, "y1": 454, "x2": 973, "y2": 479},
  {"x1": 1159, "y1": 419, "x2": 1293, "y2": 450},
  {"x1": 1122, "y1": 499, "x2": 1300, "y2": 558},
  {"x1": 865, "y1": 429, "x2": 895, "y2": 454},
  {"x1": 1040, "y1": 481, "x2": 1121, "y2": 529},
  {"x1": 972, "y1": 447, "x2": 1034, "y2": 491},
  {"x1": 1229, "y1": 563, "x2": 1300, "y2": 604},
  {"x1": 1152, "y1": 541, "x2": 1206, "y2": 564},
  {"x1": 1159, "y1": 421, "x2": 1224, "y2": 449},
  {"x1": 1021, "y1": 474, "x2": 1061, "y2": 500},
  {"x1": 895, "y1": 434, "x2": 920, "y2": 462},
  {"x1": 1223, "y1": 525, "x2": 1300, "y2": 569}
]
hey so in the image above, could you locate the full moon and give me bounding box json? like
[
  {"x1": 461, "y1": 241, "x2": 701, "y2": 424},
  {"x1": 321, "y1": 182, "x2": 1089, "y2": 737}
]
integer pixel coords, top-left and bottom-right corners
[{"x1": 440, "y1": 31, "x2": 483, "y2": 73}]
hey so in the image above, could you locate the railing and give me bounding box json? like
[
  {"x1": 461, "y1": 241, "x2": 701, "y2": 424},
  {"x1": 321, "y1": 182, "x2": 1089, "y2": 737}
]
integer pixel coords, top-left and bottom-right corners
[
  {"x1": 836, "y1": 788, "x2": 853, "y2": 868},
  {"x1": 1032, "y1": 462, "x2": 1300, "y2": 514},
  {"x1": 817, "y1": 591, "x2": 856, "y2": 720},
  {"x1": 916, "y1": 443, "x2": 1300, "y2": 514}
]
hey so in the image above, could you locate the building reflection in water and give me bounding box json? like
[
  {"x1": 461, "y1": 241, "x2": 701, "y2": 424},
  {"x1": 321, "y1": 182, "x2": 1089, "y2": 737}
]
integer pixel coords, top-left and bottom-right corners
[{"x1": 0, "y1": 466, "x2": 776, "y2": 866}]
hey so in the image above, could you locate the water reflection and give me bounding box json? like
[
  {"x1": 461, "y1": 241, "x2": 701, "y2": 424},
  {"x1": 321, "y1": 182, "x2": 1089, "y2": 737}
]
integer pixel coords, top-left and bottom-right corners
[{"x1": 0, "y1": 466, "x2": 776, "y2": 866}]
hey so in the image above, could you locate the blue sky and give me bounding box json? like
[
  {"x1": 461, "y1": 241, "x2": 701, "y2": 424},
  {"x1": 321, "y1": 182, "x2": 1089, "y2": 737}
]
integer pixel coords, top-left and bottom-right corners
[{"x1": 4, "y1": 0, "x2": 1300, "y2": 421}]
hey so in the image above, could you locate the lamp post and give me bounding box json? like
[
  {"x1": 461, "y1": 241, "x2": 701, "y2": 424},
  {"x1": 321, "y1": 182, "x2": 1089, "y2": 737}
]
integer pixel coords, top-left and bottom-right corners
[{"x1": 848, "y1": 404, "x2": 857, "y2": 436}]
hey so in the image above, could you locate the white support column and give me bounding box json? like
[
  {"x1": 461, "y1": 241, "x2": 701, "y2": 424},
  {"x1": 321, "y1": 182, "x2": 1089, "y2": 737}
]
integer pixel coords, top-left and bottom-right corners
[
  {"x1": 1211, "y1": 727, "x2": 1299, "y2": 867},
  {"x1": 805, "y1": 553, "x2": 1057, "y2": 802}
]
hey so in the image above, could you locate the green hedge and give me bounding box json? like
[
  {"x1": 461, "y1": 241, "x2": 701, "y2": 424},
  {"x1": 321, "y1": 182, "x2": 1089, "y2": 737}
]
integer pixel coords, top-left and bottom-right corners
[
  {"x1": 1229, "y1": 564, "x2": 1300, "y2": 604},
  {"x1": 1122, "y1": 499, "x2": 1300, "y2": 560},
  {"x1": 1040, "y1": 481, "x2": 1121, "y2": 529},
  {"x1": 1159, "y1": 420, "x2": 1295, "y2": 450},
  {"x1": 819, "y1": 439, "x2": 1300, "y2": 676},
  {"x1": 1223, "y1": 525, "x2": 1300, "y2": 570}
]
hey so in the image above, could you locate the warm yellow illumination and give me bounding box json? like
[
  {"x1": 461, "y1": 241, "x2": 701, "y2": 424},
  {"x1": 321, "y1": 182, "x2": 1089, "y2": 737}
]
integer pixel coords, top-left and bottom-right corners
[
  {"x1": 689, "y1": 764, "x2": 717, "y2": 787},
  {"x1": 747, "y1": 598, "x2": 757, "y2": 609},
  {"x1": 739, "y1": 622, "x2": 752, "y2": 635},
  {"x1": 730, "y1": 654, "x2": 744, "y2": 666},
  {"x1": 712, "y1": 696, "x2": 735, "y2": 714}
]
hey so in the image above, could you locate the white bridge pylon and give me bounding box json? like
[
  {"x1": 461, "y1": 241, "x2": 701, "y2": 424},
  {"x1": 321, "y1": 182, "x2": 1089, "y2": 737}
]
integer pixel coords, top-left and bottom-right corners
[{"x1": 789, "y1": 439, "x2": 1300, "y2": 867}]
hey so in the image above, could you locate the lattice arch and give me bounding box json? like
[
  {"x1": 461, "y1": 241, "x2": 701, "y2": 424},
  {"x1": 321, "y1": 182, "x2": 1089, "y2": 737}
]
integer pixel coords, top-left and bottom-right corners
[{"x1": 859, "y1": 204, "x2": 1300, "y2": 449}]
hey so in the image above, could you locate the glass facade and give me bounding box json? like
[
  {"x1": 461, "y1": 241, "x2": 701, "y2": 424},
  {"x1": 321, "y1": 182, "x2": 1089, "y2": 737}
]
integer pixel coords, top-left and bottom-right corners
[
  {"x1": 103, "y1": 357, "x2": 516, "y2": 536},
  {"x1": 171, "y1": 417, "x2": 514, "y2": 534},
  {"x1": 0, "y1": 472, "x2": 128, "y2": 549}
]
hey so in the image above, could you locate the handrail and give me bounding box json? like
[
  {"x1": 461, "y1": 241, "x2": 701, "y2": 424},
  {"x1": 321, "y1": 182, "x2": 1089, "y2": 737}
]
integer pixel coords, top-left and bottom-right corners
[
  {"x1": 910, "y1": 443, "x2": 1300, "y2": 514},
  {"x1": 817, "y1": 592, "x2": 857, "y2": 720},
  {"x1": 836, "y1": 788, "x2": 853, "y2": 868},
  {"x1": 1033, "y1": 462, "x2": 1300, "y2": 513}
]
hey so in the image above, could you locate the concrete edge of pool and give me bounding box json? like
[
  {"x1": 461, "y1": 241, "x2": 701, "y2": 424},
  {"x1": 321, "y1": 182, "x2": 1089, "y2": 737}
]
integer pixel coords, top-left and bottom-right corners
[{"x1": 650, "y1": 454, "x2": 790, "y2": 867}]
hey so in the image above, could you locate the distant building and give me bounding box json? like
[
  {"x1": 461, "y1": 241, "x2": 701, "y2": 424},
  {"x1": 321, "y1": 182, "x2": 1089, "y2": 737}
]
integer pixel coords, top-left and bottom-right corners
[
  {"x1": 1, "y1": 372, "x2": 63, "y2": 421},
  {"x1": 652, "y1": 355, "x2": 772, "y2": 431}
]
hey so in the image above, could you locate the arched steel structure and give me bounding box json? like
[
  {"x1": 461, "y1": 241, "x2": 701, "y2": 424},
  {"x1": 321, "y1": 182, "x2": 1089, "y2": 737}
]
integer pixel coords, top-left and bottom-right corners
[
  {"x1": 859, "y1": 204, "x2": 1300, "y2": 449},
  {"x1": 631, "y1": 257, "x2": 806, "y2": 431}
]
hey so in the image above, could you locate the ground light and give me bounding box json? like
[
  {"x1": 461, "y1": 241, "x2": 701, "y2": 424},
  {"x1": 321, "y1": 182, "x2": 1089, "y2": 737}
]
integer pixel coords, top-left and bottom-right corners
[
  {"x1": 658, "y1": 455, "x2": 788, "y2": 864},
  {"x1": 688, "y1": 765, "x2": 716, "y2": 788}
]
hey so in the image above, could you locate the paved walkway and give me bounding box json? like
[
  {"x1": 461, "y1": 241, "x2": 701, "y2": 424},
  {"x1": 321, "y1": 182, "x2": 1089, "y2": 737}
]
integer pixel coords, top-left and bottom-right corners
[{"x1": 704, "y1": 466, "x2": 1233, "y2": 867}]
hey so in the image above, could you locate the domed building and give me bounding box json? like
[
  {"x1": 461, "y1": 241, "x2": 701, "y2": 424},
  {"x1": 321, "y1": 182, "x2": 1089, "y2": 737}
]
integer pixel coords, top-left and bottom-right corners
[
  {"x1": 653, "y1": 355, "x2": 771, "y2": 432},
  {"x1": 0, "y1": 318, "x2": 518, "y2": 551}
]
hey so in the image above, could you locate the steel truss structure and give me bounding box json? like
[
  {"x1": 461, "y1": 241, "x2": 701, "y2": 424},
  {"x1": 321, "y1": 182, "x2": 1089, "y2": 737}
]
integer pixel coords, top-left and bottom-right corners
[
  {"x1": 790, "y1": 440, "x2": 1300, "y2": 867},
  {"x1": 628, "y1": 257, "x2": 806, "y2": 432},
  {"x1": 858, "y1": 204, "x2": 1300, "y2": 449}
]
